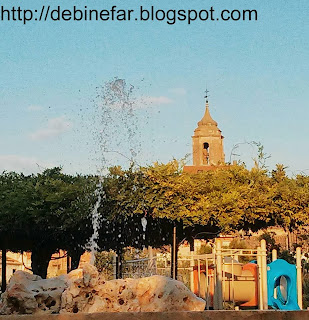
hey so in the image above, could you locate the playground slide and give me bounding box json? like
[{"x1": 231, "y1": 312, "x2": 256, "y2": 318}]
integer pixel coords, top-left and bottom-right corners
[{"x1": 267, "y1": 259, "x2": 300, "y2": 310}]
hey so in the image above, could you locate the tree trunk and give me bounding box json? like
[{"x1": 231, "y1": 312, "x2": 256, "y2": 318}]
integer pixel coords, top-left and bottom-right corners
[
  {"x1": 66, "y1": 254, "x2": 71, "y2": 273},
  {"x1": 1, "y1": 246, "x2": 7, "y2": 292},
  {"x1": 189, "y1": 236, "x2": 195, "y2": 252},
  {"x1": 68, "y1": 248, "x2": 83, "y2": 271},
  {"x1": 31, "y1": 247, "x2": 54, "y2": 278}
]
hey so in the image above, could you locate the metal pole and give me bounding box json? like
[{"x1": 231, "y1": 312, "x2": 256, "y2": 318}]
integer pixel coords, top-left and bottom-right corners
[
  {"x1": 215, "y1": 239, "x2": 223, "y2": 309},
  {"x1": 197, "y1": 258, "x2": 201, "y2": 296},
  {"x1": 296, "y1": 247, "x2": 303, "y2": 309},
  {"x1": 171, "y1": 226, "x2": 177, "y2": 279},
  {"x1": 261, "y1": 239, "x2": 268, "y2": 310},
  {"x1": 257, "y1": 246, "x2": 263, "y2": 310}
]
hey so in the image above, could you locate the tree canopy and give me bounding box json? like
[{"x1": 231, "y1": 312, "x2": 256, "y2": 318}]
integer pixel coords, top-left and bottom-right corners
[
  {"x1": 0, "y1": 162, "x2": 308, "y2": 277},
  {"x1": 0, "y1": 167, "x2": 98, "y2": 277},
  {"x1": 104, "y1": 161, "x2": 309, "y2": 232}
]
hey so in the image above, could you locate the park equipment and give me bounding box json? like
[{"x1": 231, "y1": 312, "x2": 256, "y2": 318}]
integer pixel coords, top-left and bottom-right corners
[
  {"x1": 122, "y1": 239, "x2": 303, "y2": 310},
  {"x1": 193, "y1": 261, "x2": 259, "y2": 308},
  {"x1": 265, "y1": 246, "x2": 303, "y2": 310},
  {"x1": 267, "y1": 259, "x2": 300, "y2": 310}
]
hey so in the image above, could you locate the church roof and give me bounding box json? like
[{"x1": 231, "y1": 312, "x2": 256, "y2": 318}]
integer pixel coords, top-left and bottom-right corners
[{"x1": 197, "y1": 102, "x2": 218, "y2": 127}]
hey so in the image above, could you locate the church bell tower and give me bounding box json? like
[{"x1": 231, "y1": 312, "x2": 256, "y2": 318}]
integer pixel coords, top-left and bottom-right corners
[
  {"x1": 184, "y1": 92, "x2": 225, "y2": 173},
  {"x1": 192, "y1": 100, "x2": 225, "y2": 166}
]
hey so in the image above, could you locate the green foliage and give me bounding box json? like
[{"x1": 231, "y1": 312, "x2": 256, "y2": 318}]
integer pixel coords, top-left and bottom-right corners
[
  {"x1": 0, "y1": 168, "x2": 98, "y2": 277},
  {"x1": 1, "y1": 160, "x2": 309, "y2": 277},
  {"x1": 123, "y1": 247, "x2": 149, "y2": 261},
  {"x1": 196, "y1": 244, "x2": 213, "y2": 255},
  {"x1": 253, "y1": 142, "x2": 271, "y2": 169},
  {"x1": 141, "y1": 161, "x2": 309, "y2": 233},
  {"x1": 258, "y1": 232, "x2": 280, "y2": 252},
  {"x1": 97, "y1": 164, "x2": 174, "y2": 251},
  {"x1": 229, "y1": 239, "x2": 248, "y2": 249},
  {"x1": 278, "y1": 250, "x2": 296, "y2": 264},
  {"x1": 96, "y1": 161, "x2": 309, "y2": 250},
  {"x1": 258, "y1": 231, "x2": 296, "y2": 263},
  {"x1": 94, "y1": 251, "x2": 115, "y2": 279},
  {"x1": 228, "y1": 239, "x2": 252, "y2": 263}
]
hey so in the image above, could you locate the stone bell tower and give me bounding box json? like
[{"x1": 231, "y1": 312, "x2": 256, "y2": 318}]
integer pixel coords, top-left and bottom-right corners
[
  {"x1": 192, "y1": 100, "x2": 225, "y2": 166},
  {"x1": 184, "y1": 92, "x2": 225, "y2": 173}
]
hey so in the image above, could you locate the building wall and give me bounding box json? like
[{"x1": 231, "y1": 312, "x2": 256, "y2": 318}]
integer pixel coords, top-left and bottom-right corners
[{"x1": 192, "y1": 135, "x2": 224, "y2": 166}]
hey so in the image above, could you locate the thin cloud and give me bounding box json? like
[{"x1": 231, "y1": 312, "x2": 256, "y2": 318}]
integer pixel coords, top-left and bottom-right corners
[
  {"x1": 29, "y1": 116, "x2": 73, "y2": 141},
  {"x1": 27, "y1": 105, "x2": 43, "y2": 112},
  {"x1": 0, "y1": 155, "x2": 54, "y2": 174}
]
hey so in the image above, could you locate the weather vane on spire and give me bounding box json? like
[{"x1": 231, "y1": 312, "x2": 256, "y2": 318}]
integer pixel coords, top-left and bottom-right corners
[{"x1": 204, "y1": 87, "x2": 210, "y2": 103}]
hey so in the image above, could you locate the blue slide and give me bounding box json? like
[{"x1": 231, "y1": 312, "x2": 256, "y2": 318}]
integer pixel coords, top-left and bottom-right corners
[{"x1": 267, "y1": 259, "x2": 300, "y2": 310}]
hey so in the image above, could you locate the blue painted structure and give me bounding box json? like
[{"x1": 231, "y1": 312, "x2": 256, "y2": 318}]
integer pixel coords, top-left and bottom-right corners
[{"x1": 267, "y1": 259, "x2": 300, "y2": 310}]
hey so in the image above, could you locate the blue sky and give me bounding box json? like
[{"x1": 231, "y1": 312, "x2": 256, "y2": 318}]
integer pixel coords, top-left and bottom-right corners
[{"x1": 0, "y1": 0, "x2": 308, "y2": 175}]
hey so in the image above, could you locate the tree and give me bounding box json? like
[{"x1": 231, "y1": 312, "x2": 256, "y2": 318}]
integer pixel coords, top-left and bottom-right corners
[
  {"x1": 97, "y1": 161, "x2": 309, "y2": 242},
  {"x1": 0, "y1": 168, "x2": 97, "y2": 278},
  {"x1": 1, "y1": 161, "x2": 308, "y2": 279}
]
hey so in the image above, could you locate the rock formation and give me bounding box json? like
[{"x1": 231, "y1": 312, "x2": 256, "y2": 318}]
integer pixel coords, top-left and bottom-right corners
[
  {"x1": 0, "y1": 270, "x2": 67, "y2": 314},
  {"x1": 0, "y1": 264, "x2": 205, "y2": 314}
]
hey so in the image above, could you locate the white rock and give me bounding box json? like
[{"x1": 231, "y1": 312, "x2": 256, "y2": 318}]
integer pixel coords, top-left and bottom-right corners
[
  {"x1": 0, "y1": 264, "x2": 205, "y2": 314},
  {"x1": 61, "y1": 265, "x2": 205, "y2": 313},
  {"x1": 0, "y1": 271, "x2": 67, "y2": 314}
]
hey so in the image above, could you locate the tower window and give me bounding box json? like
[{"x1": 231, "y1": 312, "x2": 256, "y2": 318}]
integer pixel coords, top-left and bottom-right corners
[{"x1": 202, "y1": 142, "x2": 210, "y2": 165}]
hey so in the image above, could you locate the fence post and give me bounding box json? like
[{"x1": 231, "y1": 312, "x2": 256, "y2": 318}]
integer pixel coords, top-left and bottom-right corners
[
  {"x1": 296, "y1": 246, "x2": 303, "y2": 309},
  {"x1": 148, "y1": 246, "x2": 153, "y2": 274},
  {"x1": 272, "y1": 249, "x2": 277, "y2": 262},
  {"x1": 190, "y1": 250, "x2": 195, "y2": 292},
  {"x1": 257, "y1": 246, "x2": 263, "y2": 310},
  {"x1": 214, "y1": 238, "x2": 223, "y2": 310},
  {"x1": 261, "y1": 239, "x2": 268, "y2": 310}
]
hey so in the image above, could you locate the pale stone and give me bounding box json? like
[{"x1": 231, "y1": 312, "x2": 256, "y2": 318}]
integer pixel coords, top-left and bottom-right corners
[
  {"x1": 0, "y1": 264, "x2": 205, "y2": 315},
  {"x1": 60, "y1": 265, "x2": 205, "y2": 313},
  {"x1": 0, "y1": 271, "x2": 67, "y2": 314}
]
